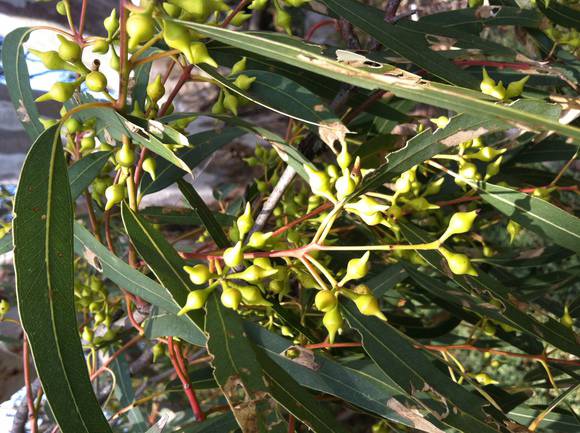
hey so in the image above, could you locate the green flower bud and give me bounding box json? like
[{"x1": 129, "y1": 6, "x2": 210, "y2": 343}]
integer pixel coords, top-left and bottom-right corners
[
  {"x1": 322, "y1": 306, "x2": 343, "y2": 343},
  {"x1": 231, "y1": 57, "x2": 247, "y2": 75},
  {"x1": 458, "y1": 161, "x2": 479, "y2": 181},
  {"x1": 115, "y1": 141, "x2": 135, "y2": 167},
  {"x1": 483, "y1": 321, "x2": 496, "y2": 336},
  {"x1": 230, "y1": 12, "x2": 252, "y2": 27},
  {"x1": 506, "y1": 220, "x2": 521, "y2": 244},
  {"x1": 235, "y1": 284, "x2": 271, "y2": 306},
  {"x1": 423, "y1": 177, "x2": 445, "y2": 196},
  {"x1": 80, "y1": 136, "x2": 95, "y2": 152},
  {"x1": 465, "y1": 146, "x2": 506, "y2": 162},
  {"x1": 223, "y1": 91, "x2": 239, "y2": 115},
  {"x1": 441, "y1": 210, "x2": 478, "y2": 240},
  {"x1": 485, "y1": 156, "x2": 503, "y2": 180},
  {"x1": 142, "y1": 157, "x2": 157, "y2": 180},
  {"x1": 440, "y1": 248, "x2": 478, "y2": 276},
  {"x1": 247, "y1": 231, "x2": 272, "y2": 248},
  {"x1": 304, "y1": 164, "x2": 335, "y2": 201},
  {"x1": 561, "y1": 305, "x2": 574, "y2": 329},
  {"x1": 110, "y1": 48, "x2": 120, "y2": 71},
  {"x1": 56, "y1": 1, "x2": 67, "y2": 15},
  {"x1": 28, "y1": 49, "x2": 73, "y2": 71},
  {"x1": 127, "y1": 13, "x2": 156, "y2": 50},
  {"x1": 505, "y1": 75, "x2": 529, "y2": 99},
  {"x1": 253, "y1": 257, "x2": 273, "y2": 270},
  {"x1": 233, "y1": 74, "x2": 256, "y2": 90},
  {"x1": 0, "y1": 299, "x2": 9, "y2": 318},
  {"x1": 104, "y1": 9, "x2": 119, "y2": 37},
  {"x1": 223, "y1": 241, "x2": 244, "y2": 267},
  {"x1": 236, "y1": 202, "x2": 254, "y2": 238},
  {"x1": 163, "y1": 20, "x2": 195, "y2": 63},
  {"x1": 82, "y1": 327, "x2": 94, "y2": 343},
  {"x1": 249, "y1": 0, "x2": 269, "y2": 11},
  {"x1": 104, "y1": 184, "x2": 124, "y2": 211},
  {"x1": 92, "y1": 39, "x2": 110, "y2": 54},
  {"x1": 221, "y1": 287, "x2": 242, "y2": 309},
  {"x1": 474, "y1": 372, "x2": 498, "y2": 386},
  {"x1": 227, "y1": 265, "x2": 278, "y2": 283},
  {"x1": 178, "y1": 286, "x2": 214, "y2": 315},
  {"x1": 183, "y1": 264, "x2": 212, "y2": 285},
  {"x1": 36, "y1": 81, "x2": 78, "y2": 103},
  {"x1": 168, "y1": 0, "x2": 213, "y2": 21},
  {"x1": 57, "y1": 34, "x2": 82, "y2": 62},
  {"x1": 340, "y1": 251, "x2": 370, "y2": 286},
  {"x1": 335, "y1": 174, "x2": 356, "y2": 200},
  {"x1": 40, "y1": 117, "x2": 58, "y2": 129},
  {"x1": 405, "y1": 197, "x2": 439, "y2": 212},
  {"x1": 64, "y1": 117, "x2": 81, "y2": 134},
  {"x1": 190, "y1": 41, "x2": 218, "y2": 67},
  {"x1": 85, "y1": 71, "x2": 108, "y2": 92},
  {"x1": 354, "y1": 294, "x2": 387, "y2": 321},
  {"x1": 480, "y1": 67, "x2": 495, "y2": 95},
  {"x1": 337, "y1": 148, "x2": 352, "y2": 170},
  {"x1": 147, "y1": 74, "x2": 165, "y2": 103},
  {"x1": 152, "y1": 343, "x2": 165, "y2": 362},
  {"x1": 314, "y1": 290, "x2": 337, "y2": 312},
  {"x1": 430, "y1": 116, "x2": 449, "y2": 129},
  {"x1": 275, "y1": 8, "x2": 292, "y2": 35}
]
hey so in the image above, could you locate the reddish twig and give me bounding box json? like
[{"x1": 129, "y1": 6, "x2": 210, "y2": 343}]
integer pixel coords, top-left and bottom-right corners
[
  {"x1": 288, "y1": 415, "x2": 296, "y2": 433},
  {"x1": 305, "y1": 19, "x2": 337, "y2": 42},
  {"x1": 23, "y1": 336, "x2": 38, "y2": 433},
  {"x1": 221, "y1": 0, "x2": 252, "y2": 28},
  {"x1": 90, "y1": 334, "x2": 144, "y2": 380},
  {"x1": 78, "y1": 0, "x2": 88, "y2": 39},
  {"x1": 167, "y1": 337, "x2": 205, "y2": 421},
  {"x1": 116, "y1": 0, "x2": 129, "y2": 110},
  {"x1": 271, "y1": 202, "x2": 333, "y2": 238}
]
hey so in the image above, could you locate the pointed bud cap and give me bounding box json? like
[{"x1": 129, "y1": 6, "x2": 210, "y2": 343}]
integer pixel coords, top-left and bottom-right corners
[
  {"x1": 223, "y1": 241, "x2": 243, "y2": 267},
  {"x1": 322, "y1": 306, "x2": 343, "y2": 343},
  {"x1": 183, "y1": 264, "x2": 212, "y2": 285}
]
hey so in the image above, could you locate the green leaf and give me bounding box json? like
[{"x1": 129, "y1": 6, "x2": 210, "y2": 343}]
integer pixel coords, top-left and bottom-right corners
[
  {"x1": 173, "y1": 412, "x2": 239, "y2": 433},
  {"x1": 0, "y1": 234, "x2": 12, "y2": 256},
  {"x1": 110, "y1": 353, "x2": 148, "y2": 433},
  {"x1": 204, "y1": 294, "x2": 286, "y2": 433},
  {"x1": 176, "y1": 21, "x2": 580, "y2": 144},
  {"x1": 68, "y1": 151, "x2": 110, "y2": 200},
  {"x1": 121, "y1": 204, "x2": 205, "y2": 336},
  {"x1": 144, "y1": 308, "x2": 206, "y2": 346},
  {"x1": 418, "y1": 7, "x2": 541, "y2": 31},
  {"x1": 140, "y1": 206, "x2": 234, "y2": 227},
  {"x1": 320, "y1": 0, "x2": 478, "y2": 87},
  {"x1": 177, "y1": 180, "x2": 230, "y2": 249},
  {"x1": 74, "y1": 223, "x2": 179, "y2": 313},
  {"x1": 342, "y1": 303, "x2": 505, "y2": 433},
  {"x1": 356, "y1": 112, "x2": 502, "y2": 197},
  {"x1": 200, "y1": 65, "x2": 342, "y2": 128},
  {"x1": 13, "y1": 125, "x2": 112, "y2": 433},
  {"x1": 254, "y1": 348, "x2": 351, "y2": 433},
  {"x1": 509, "y1": 406, "x2": 580, "y2": 433},
  {"x1": 74, "y1": 106, "x2": 192, "y2": 172},
  {"x1": 476, "y1": 182, "x2": 580, "y2": 254},
  {"x1": 141, "y1": 128, "x2": 246, "y2": 195},
  {"x1": 245, "y1": 323, "x2": 411, "y2": 427},
  {"x1": 132, "y1": 48, "x2": 159, "y2": 110},
  {"x1": 537, "y1": 1, "x2": 580, "y2": 30},
  {"x1": 400, "y1": 222, "x2": 580, "y2": 356},
  {"x1": 2, "y1": 28, "x2": 43, "y2": 139}
]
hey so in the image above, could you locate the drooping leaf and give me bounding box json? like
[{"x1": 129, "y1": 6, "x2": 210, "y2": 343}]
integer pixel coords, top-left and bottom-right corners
[
  {"x1": 74, "y1": 223, "x2": 179, "y2": 313},
  {"x1": 68, "y1": 151, "x2": 111, "y2": 200},
  {"x1": 121, "y1": 204, "x2": 205, "y2": 337},
  {"x1": 2, "y1": 27, "x2": 44, "y2": 139},
  {"x1": 204, "y1": 294, "x2": 286, "y2": 433},
  {"x1": 13, "y1": 125, "x2": 112, "y2": 433},
  {"x1": 0, "y1": 234, "x2": 12, "y2": 256},
  {"x1": 177, "y1": 179, "x2": 230, "y2": 249}
]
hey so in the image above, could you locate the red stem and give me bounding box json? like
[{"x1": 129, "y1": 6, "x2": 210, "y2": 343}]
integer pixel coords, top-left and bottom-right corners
[
  {"x1": 23, "y1": 336, "x2": 38, "y2": 433},
  {"x1": 90, "y1": 334, "x2": 144, "y2": 380},
  {"x1": 78, "y1": 0, "x2": 88, "y2": 39},
  {"x1": 305, "y1": 19, "x2": 337, "y2": 42},
  {"x1": 221, "y1": 0, "x2": 252, "y2": 28},
  {"x1": 134, "y1": 64, "x2": 194, "y2": 187},
  {"x1": 167, "y1": 337, "x2": 205, "y2": 421}
]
